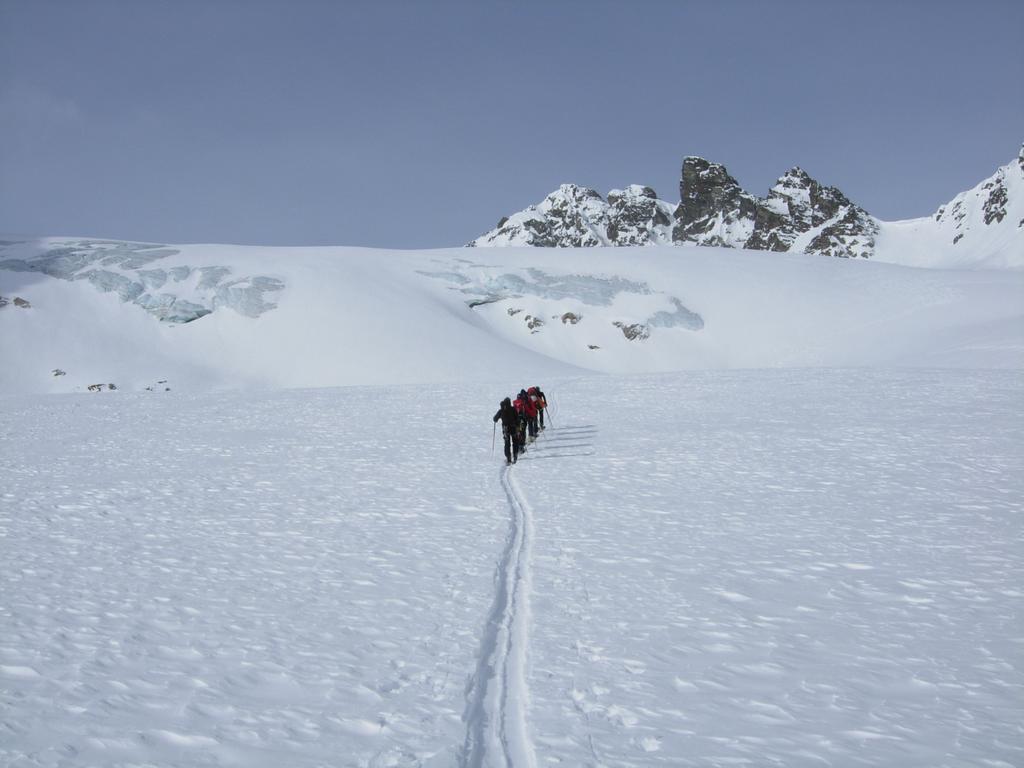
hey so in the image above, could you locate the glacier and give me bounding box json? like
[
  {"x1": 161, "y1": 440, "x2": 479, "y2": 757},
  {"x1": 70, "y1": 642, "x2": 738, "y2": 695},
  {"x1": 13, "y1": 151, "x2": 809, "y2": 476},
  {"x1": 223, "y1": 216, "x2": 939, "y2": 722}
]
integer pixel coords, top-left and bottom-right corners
[{"x1": 0, "y1": 239, "x2": 284, "y2": 324}]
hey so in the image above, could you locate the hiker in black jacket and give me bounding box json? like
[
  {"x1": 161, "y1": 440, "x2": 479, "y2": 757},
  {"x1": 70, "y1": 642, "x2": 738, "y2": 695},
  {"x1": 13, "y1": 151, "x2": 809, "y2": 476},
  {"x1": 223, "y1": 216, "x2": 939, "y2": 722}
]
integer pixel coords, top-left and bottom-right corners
[{"x1": 493, "y1": 397, "x2": 523, "y2": 464}]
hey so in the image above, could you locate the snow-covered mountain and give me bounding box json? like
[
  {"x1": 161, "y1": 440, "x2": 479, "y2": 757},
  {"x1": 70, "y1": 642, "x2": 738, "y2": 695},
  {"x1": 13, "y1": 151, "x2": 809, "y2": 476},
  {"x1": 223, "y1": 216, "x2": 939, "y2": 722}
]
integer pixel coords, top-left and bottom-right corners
[
  {"x1": 470, "y1": 145, "x2": 1024, "y2": 269},
  {"x1": 874, "y1": 146, "x2": 1024, "y2": 268},
  {"x1": 670, "y1": 158, "x2": 879, "y2": 259},
  {"x1": 2, "y1": 236, "x2": 1022, "y2": 394},
  {"x1": 470, "y1": 184, "x2": 677, "y2": 248}
]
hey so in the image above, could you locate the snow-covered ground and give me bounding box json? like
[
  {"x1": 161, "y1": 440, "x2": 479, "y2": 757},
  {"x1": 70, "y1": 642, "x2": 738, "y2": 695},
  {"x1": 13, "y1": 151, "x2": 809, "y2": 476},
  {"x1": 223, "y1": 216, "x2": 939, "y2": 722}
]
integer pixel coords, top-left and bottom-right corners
[
  {"x1": 2, "y1": 369, "x2": 1021, "y2": 767},
  {"x1": 2, "y1": 231, "x2": 1022, "y2": 765},
  {"x1": 2, "y1": 240, "x2": 1023, "y2": 395}
]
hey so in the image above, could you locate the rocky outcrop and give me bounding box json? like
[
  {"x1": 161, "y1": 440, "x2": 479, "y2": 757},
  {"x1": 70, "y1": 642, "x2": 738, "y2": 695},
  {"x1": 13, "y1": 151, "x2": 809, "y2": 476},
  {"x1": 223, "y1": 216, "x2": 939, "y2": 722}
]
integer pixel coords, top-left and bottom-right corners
[
  {"x1": 468, "y1": 184, "x2": 674, "y2": 247},
  {"x1": 664, "y1": 157, "x2": 878, "y2": 258},
  {"x1": 672, "y1": 159, "x2": 759, "y2": 247},
  {"x1": 472, "y1": 155, "x2": 881, "y2": 259},
  {"x1": 606, "y1": 186, "x2": 675, "y2": 246},
  {"x1": 0, "y1": 295, "x2": 31, "y2": 309},
  {"x1": 613, "y1": 321, "x2": 650, "y2": 341}
]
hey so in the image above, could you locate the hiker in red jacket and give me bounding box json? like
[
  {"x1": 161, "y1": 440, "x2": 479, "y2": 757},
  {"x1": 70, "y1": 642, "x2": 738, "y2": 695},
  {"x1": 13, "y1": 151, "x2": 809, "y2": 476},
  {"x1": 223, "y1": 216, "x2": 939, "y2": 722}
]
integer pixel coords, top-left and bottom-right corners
[
  {"x1": 527, "y1": 386, "x2": 546, "y2": 434},
  {"x1": 512, "y1": 392, "x2": 530, "y2": 452},
  {"x1": 519, "y1": 388, "x2": 538, "y2": 440}
]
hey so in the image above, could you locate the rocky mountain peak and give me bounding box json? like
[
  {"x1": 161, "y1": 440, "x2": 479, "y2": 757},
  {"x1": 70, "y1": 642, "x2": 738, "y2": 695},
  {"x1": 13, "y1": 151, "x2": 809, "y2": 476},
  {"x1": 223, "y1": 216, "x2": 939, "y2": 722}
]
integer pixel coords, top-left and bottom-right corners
[
  {"x1": 781, "y1": 166, "x2": 811, "y2": 180},
  {"x1": 771, "y1": 167, "x2": 813, "y2": 196},
  {"x1": 677, "y1": 157, "x2": 747, "y2": 209},
  {"x1": 468, "y1": 181, "x2": 675, "y2": 248},
  {"x1": 469, "y1": 144, "x2": 1022, "y2": 265},
  {"x1": 606, "y1": 186, "x2": 674, "y2": 246},
  {"x1": 672, "y1": 157, "x2": 759, "y2": 247},
  {"x1": 550, "y1": 183, "x2": 604, "y2": 204},
  {"x1": 669, "y1": 157, "x2": 877, "y2": 256},
  {"x1": 608, "y1": 185, "x2": 658, "y2": 203}
]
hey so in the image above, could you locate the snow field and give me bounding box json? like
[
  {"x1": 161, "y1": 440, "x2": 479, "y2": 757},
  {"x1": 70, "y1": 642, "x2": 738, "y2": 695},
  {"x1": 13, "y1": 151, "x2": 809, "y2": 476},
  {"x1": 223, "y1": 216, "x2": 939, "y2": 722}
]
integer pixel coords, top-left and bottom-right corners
[
  {"x1": 1, "y1": 384, "x2": 511, "y2": 767},
  {"x1": 522, "y1": 370, "x2": 1024, "y2": 766},
  {"x1": 1, "y1": 368, "x2": 1022, "y2": 767},
  {"x1": 4, "y1": 241, "x2": 1023, "y2": 396}
]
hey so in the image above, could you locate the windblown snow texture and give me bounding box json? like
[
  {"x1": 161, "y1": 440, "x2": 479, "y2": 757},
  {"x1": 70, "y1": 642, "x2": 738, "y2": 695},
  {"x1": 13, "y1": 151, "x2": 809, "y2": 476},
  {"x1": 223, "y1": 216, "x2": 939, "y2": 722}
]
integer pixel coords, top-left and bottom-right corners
[{"x1": 1, "y1": 371, "x2": 1021, "y2": 766}]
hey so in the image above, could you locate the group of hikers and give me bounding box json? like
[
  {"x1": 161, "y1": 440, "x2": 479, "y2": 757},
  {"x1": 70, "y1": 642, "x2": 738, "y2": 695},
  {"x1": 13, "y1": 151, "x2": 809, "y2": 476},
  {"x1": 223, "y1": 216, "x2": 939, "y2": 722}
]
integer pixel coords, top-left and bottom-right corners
[{"x1": 492, "y1": 386, "x2": 548, "y2": 465}]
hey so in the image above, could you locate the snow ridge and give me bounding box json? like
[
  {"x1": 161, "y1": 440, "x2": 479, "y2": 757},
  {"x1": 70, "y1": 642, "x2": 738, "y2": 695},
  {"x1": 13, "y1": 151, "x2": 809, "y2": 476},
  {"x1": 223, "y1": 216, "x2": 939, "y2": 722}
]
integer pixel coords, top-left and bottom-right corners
[{"x1": 461, "y1": 465, "x2": 536, "y2": 768}]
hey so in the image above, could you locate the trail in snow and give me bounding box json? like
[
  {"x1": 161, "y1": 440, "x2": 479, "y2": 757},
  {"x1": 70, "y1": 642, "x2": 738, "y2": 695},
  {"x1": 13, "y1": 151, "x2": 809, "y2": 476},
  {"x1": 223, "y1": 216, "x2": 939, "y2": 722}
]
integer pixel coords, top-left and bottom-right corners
[
  {"x1": 2, "y1": 372, "x2": 1020, "y2": 766},
  {"x1": 462, "y1": 459, "x2": 538, "y2": 767}
]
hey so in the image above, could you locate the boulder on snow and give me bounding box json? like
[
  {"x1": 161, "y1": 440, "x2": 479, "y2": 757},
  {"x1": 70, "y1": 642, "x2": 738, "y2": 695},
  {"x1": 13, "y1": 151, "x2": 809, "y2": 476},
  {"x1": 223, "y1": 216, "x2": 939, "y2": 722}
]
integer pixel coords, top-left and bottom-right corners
[
  {"x1": 613, "y1": 321, "x2": 650, "y2": 341},
  {"x1": 0, "y1": 295, "x2": 32, "y2": 309},
  {"x1": 524, "y1": 314, "x2": 545, "y2": 333}
]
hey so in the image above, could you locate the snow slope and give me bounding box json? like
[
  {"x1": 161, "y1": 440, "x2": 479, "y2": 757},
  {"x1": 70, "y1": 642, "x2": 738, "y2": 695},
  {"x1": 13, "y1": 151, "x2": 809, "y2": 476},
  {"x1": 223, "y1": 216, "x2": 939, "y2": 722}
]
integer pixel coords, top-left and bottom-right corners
[
  {"x1": 2, "y1": 238, "x2": 1022, "y2": 395},
  {"x1": 873, "y1": 147, "x2": 1024, "y2": 269},
  {"x1": 2, "y1": 370, "x2": 1021, "y2": 766}
]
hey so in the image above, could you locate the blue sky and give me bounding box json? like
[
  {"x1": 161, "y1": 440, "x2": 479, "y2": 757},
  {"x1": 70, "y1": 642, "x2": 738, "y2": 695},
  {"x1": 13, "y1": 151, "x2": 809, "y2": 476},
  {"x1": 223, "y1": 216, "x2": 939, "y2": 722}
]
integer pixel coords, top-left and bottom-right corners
[{"x1": 1, "y1": 0, "x2": 1021, "y2": 248}]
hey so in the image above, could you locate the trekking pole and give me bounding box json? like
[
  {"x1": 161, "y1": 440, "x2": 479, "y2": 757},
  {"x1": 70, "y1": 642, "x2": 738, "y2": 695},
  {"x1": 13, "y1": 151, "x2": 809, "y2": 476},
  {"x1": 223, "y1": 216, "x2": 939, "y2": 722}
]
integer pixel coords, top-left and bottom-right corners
[{"x1": 491, "y1": 422, "x2": 496, "y2": 456}]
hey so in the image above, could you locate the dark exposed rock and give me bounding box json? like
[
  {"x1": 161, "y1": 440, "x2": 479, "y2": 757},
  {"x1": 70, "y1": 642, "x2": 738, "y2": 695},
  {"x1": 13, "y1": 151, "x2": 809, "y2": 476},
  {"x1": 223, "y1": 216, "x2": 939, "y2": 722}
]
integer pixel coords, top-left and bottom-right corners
[
  {"x1": 806, "y1": 206, "x2": 878, "y2": 259},
  {"x1": 672, "y1": 159, "x2": 759, "y2": 246},
  {"x1": 606, "y1": 186, "x2": 673, "y2": 245},
  {"x1": 469, "y1": 183, "x2": 673, "y2": 247},
  {"x1": 1, "y1": 295, "x2": 33, "y2": 309},
  {"x1": 670, "y1": 158, "x2": 879, "y2": 258},
  {"x1": 982, "y1": 180, "x2": 1008, "y2": 225},
  {"x1": 613, "y1": 321, "x2": 650, "y2": 341},
  {"x1": 467, "y1": 297, "x2": 502, "y2": 308}
]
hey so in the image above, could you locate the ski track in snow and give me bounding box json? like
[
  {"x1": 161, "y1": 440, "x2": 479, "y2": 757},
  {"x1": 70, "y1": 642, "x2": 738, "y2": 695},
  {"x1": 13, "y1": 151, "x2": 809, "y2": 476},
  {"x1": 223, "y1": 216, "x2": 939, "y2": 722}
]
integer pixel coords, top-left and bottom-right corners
[
  {"x1": 1, "y1": 370, "x2": 1022, "y2": 767},
  {"x1": 461, "y1": 459, "x2": 538, "y2": 768}
]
